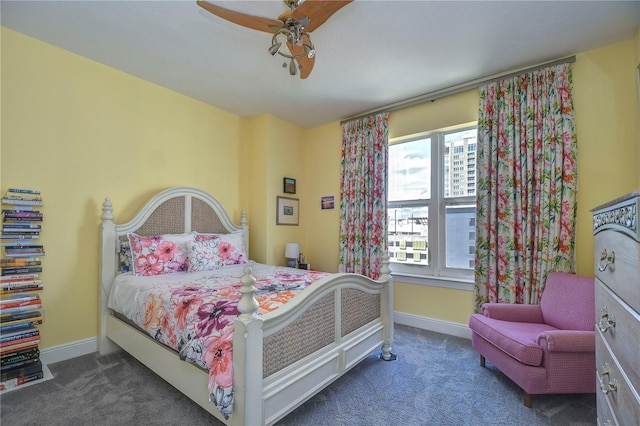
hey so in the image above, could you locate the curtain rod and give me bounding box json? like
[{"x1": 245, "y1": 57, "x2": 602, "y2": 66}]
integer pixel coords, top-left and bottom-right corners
[{"x1": 340, "y1": 55, "x2": 576, "y2": 125}]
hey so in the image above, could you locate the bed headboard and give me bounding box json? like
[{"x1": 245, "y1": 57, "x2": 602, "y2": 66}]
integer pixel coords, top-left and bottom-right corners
[{"x1": 98, "y1": 186, "x2": 248, "y2": 353}]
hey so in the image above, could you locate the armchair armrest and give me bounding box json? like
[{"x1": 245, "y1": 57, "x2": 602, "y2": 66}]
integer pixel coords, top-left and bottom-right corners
[
  {"x1": 481, "y1": 303, "x2": 544, "y2": 323},
  {"x1": 537, "y1": 330, "x2": 595, "y2": 353}
]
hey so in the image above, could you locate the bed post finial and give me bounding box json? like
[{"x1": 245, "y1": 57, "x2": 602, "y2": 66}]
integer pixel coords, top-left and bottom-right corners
[
  {"x1": 379, "y1": 252, "x2": 391, "y2": 282},
  {"x1": 102, "y1": 197, "x2": 114, "y2": 222},
  {"x1": 238, "y1": 267, "x2": 259, "y2": 319}
]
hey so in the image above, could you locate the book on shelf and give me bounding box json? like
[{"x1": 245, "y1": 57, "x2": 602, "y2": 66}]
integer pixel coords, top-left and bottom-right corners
[
  {"x1": 0, "y1": 334, "x2": 40, "y2": 350},
  {"x1": 0, "y1": 327, "x2": 40, "y2": 343},
  {"x1": 2, "y1": 223, "x2": 41, "y2": 230},
  {"x1": 0, "y1": 310, "x2": 44, "y2": 332},
  {"x1": 6, "y1": 189, "x2": 41, "y2": 195},
  {"x1": 2, "y1": 216, "x2": 43, "y2": 223},
  {"x1": 0, "y1": 339, "x2": 39, "y2": 356},
  {"x1": 0, "y1": 356, "x2": 40, "y2": 372},
  {"x1": 1, "y1": 190, "x2": 43, "y2": 203},
  {"x1": 0, "y1": 359, "x2": 42, "y2": 382},
  {"x1": 3, "y1": 244, "x2": 45, "y2": 251},
  {"x1": 1, "y1": 241, "x2": 41, "y2": 247},
  {"x1": 2, "y1": 195, "x2": 42, "y2": 202},
  {"x1": 0, "y1": 279, "x2": 43, "y2": 288},
  {"x1": 2, "y1": 210, "x2": 43, "y2": 221},
  {"x1": 1, "y1": 285, "x2": 44, "y2": 295},
  {"x1": 0, "y1": 199, "x2": 44, "y2": 207},
  {"x1": 0, "y1": 346, "x2": 39, "y2": 367},
  {"x1": 0, "y1": 234, "x2": 39, "y2": 240},
  {"x1": 0, "y1": 293, "x2": 40, "y2": 304},
  {"x1": 3, "y1": 251, "x2": 45, "y2": 258},
  {"x1": 0, "y1": 273, "x2": 39, "y2": 282},
  {"x1": 1, "y1": 266, "x2": 43, "y2": 276},
  {"x1": 0, "y1": 320, "x2": 42, "y2": 333},
  {"x1": 0, "y1": 303, "x2": 42, "y2": 315},
  {"x1": 0, "y1": 369, "x2": 44, "y2": 390},
  {"x1": 1, "y1": 260, "x2": 41, "y2": 268}
]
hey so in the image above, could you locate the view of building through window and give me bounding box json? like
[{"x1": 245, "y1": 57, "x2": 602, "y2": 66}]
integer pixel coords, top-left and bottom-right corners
[{"x1": 388, "y1": 128, "x2": 477, "y2": 274}]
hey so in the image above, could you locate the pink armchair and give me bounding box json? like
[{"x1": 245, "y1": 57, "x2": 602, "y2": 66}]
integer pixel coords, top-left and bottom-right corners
[{"x1": 468, "y1": 272, "x2": 595, "y2": 407}]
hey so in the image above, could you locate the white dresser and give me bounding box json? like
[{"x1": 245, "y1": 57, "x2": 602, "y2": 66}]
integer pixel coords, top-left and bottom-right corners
[{"x1": 592, "y1": 191, "x2": 640, "y2": 426}]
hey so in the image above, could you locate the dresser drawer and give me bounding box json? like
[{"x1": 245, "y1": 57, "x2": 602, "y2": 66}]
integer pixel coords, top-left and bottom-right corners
[
  {"x1": 594, "y1": 230, "x2": 640, "y2": 313},
  {"x1": 595, "y1": 279, "x2": 640, "y2": 389},
  {"x1": 596, "y1": 336, "x2": 640, "y2": 426}
]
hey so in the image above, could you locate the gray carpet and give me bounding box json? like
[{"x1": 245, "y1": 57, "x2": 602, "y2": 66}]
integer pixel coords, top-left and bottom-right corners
[{"x1": 0, "y1": 325, "x2": 596, "y2": 425}]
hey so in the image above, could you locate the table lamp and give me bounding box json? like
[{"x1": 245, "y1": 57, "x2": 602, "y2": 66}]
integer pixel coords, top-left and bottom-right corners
[{"x1": 284, "y1": 242, "x2": 300, "y2": 268}]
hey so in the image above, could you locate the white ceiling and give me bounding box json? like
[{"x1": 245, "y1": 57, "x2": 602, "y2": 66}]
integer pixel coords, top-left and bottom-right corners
[{"x1": 2, "y1": 1, "x2": 639, "y2": 128}]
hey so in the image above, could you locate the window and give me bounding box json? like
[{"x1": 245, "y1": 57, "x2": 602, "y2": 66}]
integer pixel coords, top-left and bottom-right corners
[{"x1": 388, "y1": 127, "x2": 477, "y2": 283}]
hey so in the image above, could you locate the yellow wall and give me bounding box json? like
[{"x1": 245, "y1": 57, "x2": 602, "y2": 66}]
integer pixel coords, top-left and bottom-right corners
[
  {"x1": 301, "y1": 122, "x2": 343, "y2": 272},
  {"x1": 2, "y1": 25, "x2": 639, "y2": 351},
  {"x1": 1, "y1": 28, "x2": 247, "y2": 348},
  {"x1": 572, "y1": 38, "x2": 640, "y2": 275}
]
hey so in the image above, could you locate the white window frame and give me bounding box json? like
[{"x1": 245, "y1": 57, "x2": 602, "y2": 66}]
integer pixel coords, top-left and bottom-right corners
[{"x1": 388, "y1": 125, "x2": 477, "y2": 290}]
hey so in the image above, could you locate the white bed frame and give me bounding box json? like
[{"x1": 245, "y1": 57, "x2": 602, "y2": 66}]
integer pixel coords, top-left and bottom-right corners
[{"x1": 99, "y1": 187, "x2": 395, "y2": 426}]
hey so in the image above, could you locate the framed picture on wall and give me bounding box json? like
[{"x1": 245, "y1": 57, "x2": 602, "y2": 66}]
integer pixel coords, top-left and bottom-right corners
[
  {"x1": 321, "y1": 195, "x2": 335, "y2": 210},
  {"x1": 276, "y1": 196, "x2": 299, "y2": 225},
  {"x1": 283, "y1": 177, "x2": 296, "y2": 194}
]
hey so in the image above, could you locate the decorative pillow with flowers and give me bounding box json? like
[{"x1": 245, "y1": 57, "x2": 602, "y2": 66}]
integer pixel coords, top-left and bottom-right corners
[
  {"x1": 127, "y1": 233, "x2": 191, "y2": 276},
  {"x1": 196, "y1": 231, "x2": 247, "y2": 267},
  {"x1": 217, "y1": 232, "x2": 247, "y2": 266},
  {"x1": 187, "y1": 233, "x2": 221, "y2": 273}
]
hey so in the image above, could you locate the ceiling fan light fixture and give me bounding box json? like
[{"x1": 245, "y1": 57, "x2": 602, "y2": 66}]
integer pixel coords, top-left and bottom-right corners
[
  {"x1": 268, "y1": 41, "x2": 282, "y2": 56},
  {"x1": 289, "y1": 59, "x2": 298, "y2": 76},
  {"x1": 303, "y1": 44, "x2": 315, "y2": 59}
]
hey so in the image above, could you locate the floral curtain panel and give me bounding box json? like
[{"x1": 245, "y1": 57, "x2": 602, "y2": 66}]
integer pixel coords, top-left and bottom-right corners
[
  {"x1": 474, "y1": 63, "x2": 578, "y2": 311},
  {"x1": 339, "y1": 113, "x2": 389, "y2": 279}
]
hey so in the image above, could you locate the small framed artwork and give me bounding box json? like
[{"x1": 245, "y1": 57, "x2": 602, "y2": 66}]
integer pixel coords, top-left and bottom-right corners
[
  {"x1": 321, "y1": 195, "x2": 335, "y2": 210},
  {"x1": 276, "y1": 196, "x2": 299, "y2": 225},
  {"x1": 283, "y1": 177, "x2": 296, "y2": 194}
]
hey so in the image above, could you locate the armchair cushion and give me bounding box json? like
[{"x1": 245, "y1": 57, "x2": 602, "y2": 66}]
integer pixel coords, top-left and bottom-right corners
[
  {"x1": 481, "y1": 303, "x2": 544, "y2": 323},
  {"x1": 468, "y1": 314, "x2": 558, "y2": 366},
  {"x1": 540, "y1": 272, "x2": 595, "y2": 331}
]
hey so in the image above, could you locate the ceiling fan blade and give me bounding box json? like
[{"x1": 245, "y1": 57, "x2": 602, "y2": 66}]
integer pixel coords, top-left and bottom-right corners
[
  {"x1": 288, "y1": 42, "x2": 316, "y2": 79},
  {"x1": 197, "y1": 1, "x2": 283, "y2": 34},
  {"x1": 291, "y1": 0, "x2": 353, "y2": 33}
]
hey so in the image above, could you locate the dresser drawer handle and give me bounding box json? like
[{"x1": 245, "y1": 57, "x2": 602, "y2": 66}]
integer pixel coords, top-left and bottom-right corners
[
  {"x1": 599, "y1": 363, "x2": 618, "y2": 395},
  {"x1": 597, "y1": 249, "x2": 615, "y2": 272},
  {"x1": 598, "y1": 307, "x2": 616, "y2": 333}
]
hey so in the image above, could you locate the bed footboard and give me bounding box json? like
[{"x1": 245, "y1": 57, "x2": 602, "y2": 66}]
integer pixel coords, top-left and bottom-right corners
[{"x1": 233, "y1": 259, "x2": 394, "y2": 426}]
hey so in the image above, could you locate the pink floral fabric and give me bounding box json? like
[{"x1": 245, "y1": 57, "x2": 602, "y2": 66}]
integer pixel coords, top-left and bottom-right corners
[
  {"x1": 474, "y1": 63, "x2": 578, "y2": 311},
  {"x1": 111, "y1": 265, "x2": 329, "y2": 419},
  {"x1": 128, "y1": 233, "x2": 190, "y2": 276},
  {"x1": 214, "y1": 232, "x2": 247, "y2": 266},
  {"x1": 339, "y1": 113, "x2": 389, "y2": 279}
]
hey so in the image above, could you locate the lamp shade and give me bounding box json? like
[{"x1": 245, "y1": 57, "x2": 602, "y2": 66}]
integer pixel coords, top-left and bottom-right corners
[{"x1": 285, "y1": 242, "x2": 300, "y2": 259}]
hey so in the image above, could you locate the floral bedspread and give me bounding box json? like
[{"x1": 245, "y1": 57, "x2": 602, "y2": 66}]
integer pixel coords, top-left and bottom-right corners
[{"x1": 108, "y1": 262, "x2": 329, "y2": 419}]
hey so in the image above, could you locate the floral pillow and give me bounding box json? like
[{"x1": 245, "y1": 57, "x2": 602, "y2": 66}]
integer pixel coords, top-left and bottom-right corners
[
  {"x1": 127, "y1": 233, "x2": 191, "y2": 276},
  {"x1": 195, "y1": 231, "x2": 247, "y2": 267},
  {"x1": 217, "y1": 232, "x2": 247, "y2": 266},
  {"x1": 118, "y1": 238, "x2": 132, "y2": 273},
  {"x1": 187, "y1": 234, "x2": 221, "y2": 273}
]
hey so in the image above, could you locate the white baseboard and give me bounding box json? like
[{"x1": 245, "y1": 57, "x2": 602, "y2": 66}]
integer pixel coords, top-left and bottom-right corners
[
  {"x1": 37, "y1": 312, "x2": 469, "y2": 366},
  {"x1": 394, "y1": 311, "x2": 472, "y2": 339},
  {"x1": 39, "y1": 337, "x2": 98, "y2": 366}
]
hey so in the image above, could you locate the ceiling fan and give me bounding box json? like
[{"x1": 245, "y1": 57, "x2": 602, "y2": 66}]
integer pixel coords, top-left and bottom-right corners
[{"x1": 197, "y1": 0, "x2": 353, "y2": 79}]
